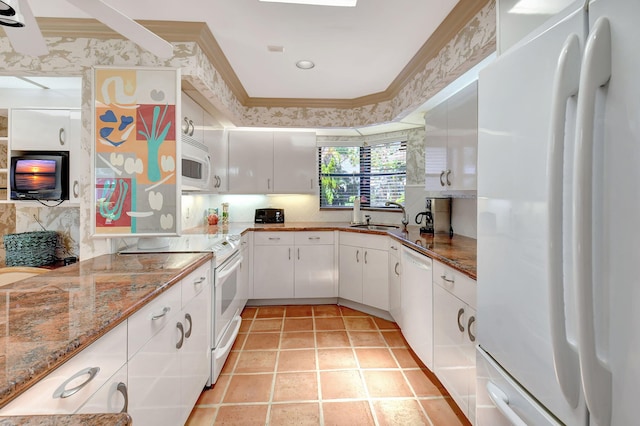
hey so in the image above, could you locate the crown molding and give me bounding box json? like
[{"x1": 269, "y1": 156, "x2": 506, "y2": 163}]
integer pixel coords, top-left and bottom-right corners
[{"x1": 36, "y1": 0, "x2": 490, "y2": 110}]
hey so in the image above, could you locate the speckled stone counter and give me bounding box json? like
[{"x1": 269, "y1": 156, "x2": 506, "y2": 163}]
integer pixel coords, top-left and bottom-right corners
[
  {"x1": 191, "y1": 222, "x2": 477, "y2": 279},
  {"x1": 0, "y1": 252, "x2": 212, "y2": 410},
  {"x1": 0, "y1": 413, "x2": 131, "y2": 425}
]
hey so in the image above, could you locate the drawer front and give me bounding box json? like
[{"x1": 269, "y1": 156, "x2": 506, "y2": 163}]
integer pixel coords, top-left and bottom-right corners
[
  {"x1": 294, "y1": 231, "x2": 334, "y2": 245},
  {"x1": 340, "y1": 231, "x2": 388, "y2": 250},
  {"x1": 254, "y1": 231, "x2": 295, "y2": 246},
  {"x1": 127, "y1": 282, "x2": 181, "y2": 359},
  {"x1": 76, "y1": 364, "x2": 128, "y2": 414},
  {"x1": 0, "y1": 322, "x2": 127, "y2": 416},
  {"x1": 433, "y1": 261, "x2": 477, "y2": 308},
  {"x1": 181, "y1": 261, "x2": 211, "y2": 308},
  {"x1": 388, "y1": 238, "x2": 402, "y2": 257}
]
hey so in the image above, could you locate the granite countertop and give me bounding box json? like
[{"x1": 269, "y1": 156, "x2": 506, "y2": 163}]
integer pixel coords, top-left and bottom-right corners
[
  {"x1": 191, "y1": 222, "x2": 477, "y2": 279},
  {"x1": 0, "y1": 252, "x2": 212, "y2": 410},
  {"x1": 0, "y1": 413, "x2": 132, "y2": 425}
]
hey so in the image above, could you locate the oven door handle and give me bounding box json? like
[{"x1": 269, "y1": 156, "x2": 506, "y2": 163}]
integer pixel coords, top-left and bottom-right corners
[{"x1": 216, "y1": 253, "x2": 242, "y2": 286}]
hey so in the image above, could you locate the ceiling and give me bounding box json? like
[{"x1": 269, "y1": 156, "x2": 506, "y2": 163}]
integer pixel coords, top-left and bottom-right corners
[{"x1": 25, "y1": 0, "x2": 460, "y2": 101}]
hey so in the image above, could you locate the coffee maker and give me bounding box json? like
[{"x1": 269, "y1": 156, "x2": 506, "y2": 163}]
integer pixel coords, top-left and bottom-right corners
[{"x1": 415, "y1": 198, "x2": 452, "y2": 236}]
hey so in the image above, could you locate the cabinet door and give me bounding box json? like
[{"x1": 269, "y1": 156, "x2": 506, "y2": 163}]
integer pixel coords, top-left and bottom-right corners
[
  {"x1": 295, "y1": 244, "x2": 335, "y2": 298},
  {"x1": 253, "y1": 245, "x2": 294, "y2": 298},
  {"x1": 180, "y1": 92, "x2": 204, "y2": 142},
  {"x1": 338, "y1": 244, "x2": 363, "y2": 303},
  {"x1": 68, "y1": 109, "x2": 81, "y2": 203},
  {"x1": 205, "y1": 124, "x2": 227, "y2": 192},
  {"x1": 273, "y1": 131, "x2": 316, "y2": 193},
  {"x1": 76, "y1": 365, "x2": 128, "y2": 415},
  {"x1": 424, "y1": 102, "x2": 448, "y2": 192},
  {"x1": 446, "y1": 81, "x2": 477, "y2": 191},
  {"x1": 388, "y1": 243, "x2": 402, "y2": 326},
  {"x1": 128, "y1": 310, "x2": 182, "y2": 426},
  {"x1": 433, "y1": 284, "x2": 471, "y2": 419},
  {"x1": 228, "y1": 131, "x2": 273, "y2": 193},
  {"x1": 180, "y1": 282, "x2": 211, "y2": 424},
  {"x1": 11, "y1": 109, "x2": 70, "y2": 151},
  {"x1": 362, "y1": 248, "x2": 389, "y2": 311}
]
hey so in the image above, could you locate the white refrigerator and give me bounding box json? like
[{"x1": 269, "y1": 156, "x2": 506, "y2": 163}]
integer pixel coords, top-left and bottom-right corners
[{"x1": 476, "y1": 0, "x2": 640, "y2": 425}]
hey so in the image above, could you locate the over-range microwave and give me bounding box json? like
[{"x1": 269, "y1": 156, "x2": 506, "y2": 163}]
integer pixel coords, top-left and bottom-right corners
[{"x1": 181, "y1": 134, "x2": 211, "y2": 192}]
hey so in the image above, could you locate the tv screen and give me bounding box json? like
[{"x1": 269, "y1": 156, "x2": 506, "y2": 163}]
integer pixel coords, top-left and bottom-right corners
[{"x1": 10, "y1": 153, "x2": 68, "y2": 201}]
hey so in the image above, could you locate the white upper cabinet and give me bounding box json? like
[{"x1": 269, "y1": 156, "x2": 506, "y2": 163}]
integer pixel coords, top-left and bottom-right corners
[
  {"x1": 425, "y1": 80, "x2": 478, "y2": 195},
  {"x1": 10, "y1": 108, "x2": 71, "y2": 151},
  {"x1": 227, "y1": 130, "x2": 317, "y2": 194}
]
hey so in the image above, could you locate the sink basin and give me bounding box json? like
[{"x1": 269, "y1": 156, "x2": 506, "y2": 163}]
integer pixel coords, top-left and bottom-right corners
[{"x1": 350, "y1": 224, "x2": 400, "y2": 231}]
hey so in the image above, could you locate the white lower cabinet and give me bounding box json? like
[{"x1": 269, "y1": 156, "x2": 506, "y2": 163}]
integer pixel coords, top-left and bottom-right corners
[
  {"x1": 76, "y1": 364, "x2": 128, "y2": 415},
  {"x1": 128, "y1": 261, "x2": 212, "y2": 425},
  {"x1": 388, "y1": 240, "x2": 402, "y2": 326},
  {"x1": 0, "y1": 321, "x2": 128, "y2": 416},
  {"x1": 338, "y1": 233, "x2": 389, "y2": 311},
  {"x1": 253, "y1": 231, "x2": 336, "y2": 299},
  {"x1": 433, "y1": 260, "x2": 477, "y2": 424}
]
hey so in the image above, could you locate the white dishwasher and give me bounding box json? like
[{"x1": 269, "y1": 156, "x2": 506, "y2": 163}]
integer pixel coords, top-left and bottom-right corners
[{"x1": 401, "y1": 246, "x2": 434, "y2": 369}]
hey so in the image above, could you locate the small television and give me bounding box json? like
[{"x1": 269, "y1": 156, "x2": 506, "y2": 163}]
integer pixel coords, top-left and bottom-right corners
[{"x1": 10, "y1": 153, "x2": 69, "y2": 201}]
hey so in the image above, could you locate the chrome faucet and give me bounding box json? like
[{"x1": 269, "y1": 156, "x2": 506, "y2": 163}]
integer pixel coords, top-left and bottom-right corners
[{"x1": 385, "y1": 201, "x2": 409, "y2": 229}]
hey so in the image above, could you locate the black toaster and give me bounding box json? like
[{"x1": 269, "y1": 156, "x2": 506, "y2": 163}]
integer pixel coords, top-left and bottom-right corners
[{"x1": 254, "y1": 208, "x2": 285, "y2": 223}]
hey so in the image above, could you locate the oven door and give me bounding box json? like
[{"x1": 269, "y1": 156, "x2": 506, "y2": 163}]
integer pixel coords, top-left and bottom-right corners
[{"x1": 214, "y1": 250, "x2": 242, "y2": 347}]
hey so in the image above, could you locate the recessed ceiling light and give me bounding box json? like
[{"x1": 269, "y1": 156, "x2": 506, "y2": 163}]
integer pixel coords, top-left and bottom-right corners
[
  {"x1": 296, "y1": 60, "x2": 315, "y2": 70},
  {"x1": 259, "y1": 0, "x2": 357, "y2": 7}
]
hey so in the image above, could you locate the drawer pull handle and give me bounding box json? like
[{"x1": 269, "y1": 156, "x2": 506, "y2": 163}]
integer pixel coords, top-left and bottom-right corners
[
  {"x1": 193, "y1": 276, "x2": 206, "y2": 286},
  {"x1": 117, "y1": 382, "x2": 128, "y2": 413},
  {"x1": 185, "y1": 313, "x2": 193, "y2": 338},
  {"x1": 364, "y1": 250, "x2": 368, "y2": 264},
  {"x1": 53, "y1": 367, "x2": 100, "y2": 399},
  {"x1": 390, "y1": 245, "x2": 398, "y2": 250},
  {"x1": 445, "y1": 169, "x2": 452, "y2": 186},
  {"x1": 308, "y1": 236, "x2": 321, "y2": 240},
  {"x1": 394, "y1": 262, "x2": 401, "y2": 276},
  {"x1": 439, "y1": 170, "x2": 445, "y2": 187},
  {"x1": 176, "y1": 322, "x2": 185, "y2": 349},
  {"x1": 356, "y1": 250, "x2": 360, "y2": 263},
  {"x1": 151, "y1": 306, "x2": 171, "y2": 320},
  {"x1": 268, "y1": 237, "x2": 280, "y2": 241},
  {"x1": 441, "y1": 275, "x2": 455, "y2": 284},
  {"x1": 73, "y1": 180, "x2": 80, "y2": 198},
  {"x1": 59, "y1": 127, "x2": 65, "y2": 145},
  {"x1": 457, "y1": 308, "x2": 465, "y2": 333},
  {"x1": 468, "y1": 316, "x2": 476, "y2": 342}
]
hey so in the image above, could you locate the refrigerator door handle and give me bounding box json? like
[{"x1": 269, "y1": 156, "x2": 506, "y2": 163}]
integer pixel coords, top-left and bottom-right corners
[
  {"x1": 547, "y1": 32, "x2": 582, "y2": 410},
  {"x1": 574, "y1": 16, "x2": 612, "y2": 426},
  {"x1": 486, "y1": 382, "x2": 528, "y2": 426}
]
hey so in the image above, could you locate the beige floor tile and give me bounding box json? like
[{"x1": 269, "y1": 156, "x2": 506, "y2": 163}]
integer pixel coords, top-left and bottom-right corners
[
  {"x1": 284, "y1": 317, "x2": 314, "y2": 332},
  {"x1": 195, "y1": 374, "x2": 230, "y2": 405},
  {"x1": 355, "y1": 348, "x2": 398, "y2": 369},
  {"x1": 285, "y1": 305, "x2": 314, "y2": 317},
  {"x1": 250, "y1": 318, "x2": 283, "y2": 332},
  {"x1": 373, "y1": 399, "x2": 430, "y2": 426},
  {"x1": 343, "y1": 316, "x2": 378, "y2": 330},
  {"x1": 239, "y1": 318, "x2": 252, "y2": 332},
  {"x1": 220, "y1": 351, "x2": 239, "y2": 375},
  {"x1": 273, "y1": 372, "x2": 318, "y2": 401},
  {"x1": 391, "y1": 347, "x2": 425, "y2": 369},
  {"x1": 317, "y1": 348, "x2": 358, "y2": 370},
  {"x1": 348, "y1": 330, "x2": 387, "y2": 347},
  {"x1": 404, "y1": 369, "x2": 447, "y2": 397},
  {"x1": 373, "y1": 316, "x2": 400, "y2": 330},
  {"x1": 240, "y1": 306, "x2": 257, "y2": 319},
  {"x1": 224, "y1": 374, "x2": 274, "y2": 403},
  {"x1": 315, "y1": 317, "x2": 345, "y2": 331},
  {"x1": 185, "y1": 406, "x2": 216, "y2": 426},
  {"x1": 322, "y1": 401, "x2": 375, "y2": 426},
  {"x1": 229, "y1": 333, "x2": 246, "y2": 351},
  {"x1": 316, "y1": 330, "x2": 351, "y2": 348},
  {"x1": 420, "y1": 397, "x2": 471, "y2": 426},
  {"x1": 256, "y1": 305, "x2": 286, "y2": 318},
  {"x1": 313, "y1": 305, "x2": 341, "y2": 317},
  {"x1": 281, "y1": 331, "x2": 315, "y2": 349},
  {"x1": 277, "y1": 349, "x2": 317, "y2": 372},
  {"x1": 234, "y1": 350, "x2": 278, "y2": 373},
  {"x1": 243, "y1": 332, "x2": 280, "y2": 350},
  {"x1": 269, "y1": 402, "x2": 321, "y2": 425},
  {"x1": 362, "y1": 370, "x2": 413, "y2": 398},
  {"x1": 381, "y1": 330, "x2": 408, "y2": 347},
  {"x1": 214, "y1": 404, "x2": 268, "y2": 425},
  {"x1": 320, "y1": 370, "x2": 367, "y2": 399},
  {"x1": 340, "y1": 306, "x2": 366, "y2": 316}
]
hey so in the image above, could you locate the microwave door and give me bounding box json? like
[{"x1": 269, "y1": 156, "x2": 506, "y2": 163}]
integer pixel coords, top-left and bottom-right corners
[{"x1": 181, "y1": 152, "x2": 211, "y2": 191}]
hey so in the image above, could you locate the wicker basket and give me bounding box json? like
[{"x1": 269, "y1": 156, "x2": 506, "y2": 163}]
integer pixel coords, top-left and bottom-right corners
[{"x1": 3, "y1": 231, "x2": 58, "y2": 267}]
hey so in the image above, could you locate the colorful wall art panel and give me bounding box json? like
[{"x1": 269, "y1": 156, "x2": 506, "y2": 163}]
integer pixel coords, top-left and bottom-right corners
[{"x1": 93, "y1": 67, "x2": 180, "y2": 237}]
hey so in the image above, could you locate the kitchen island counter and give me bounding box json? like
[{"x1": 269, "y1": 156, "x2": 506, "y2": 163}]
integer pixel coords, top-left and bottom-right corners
[{"x1": 0, "y1": 252, "x2": 212, "y2": 411}]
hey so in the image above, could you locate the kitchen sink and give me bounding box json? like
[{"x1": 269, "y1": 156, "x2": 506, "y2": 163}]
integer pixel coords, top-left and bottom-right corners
[{"x1": 350, "y1": 224, "x2": 400, "y2": 231}]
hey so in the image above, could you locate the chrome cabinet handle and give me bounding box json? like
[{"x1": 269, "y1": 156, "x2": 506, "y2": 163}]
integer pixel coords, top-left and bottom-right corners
[
  {"x1": 288, "y1": 248, "x2": 291, "y2": 260},
  {"x1": 185, "y1": 313, "x2": 193, "y2": 338},
  {"x1": 356, "y1": 250, "x2": 360, "y2": 263},
  {"x1": 151, "y1": 306, "x2": 171, "y2": 320},
  {"x1": 310, "y1": 178, "x2": 313, "y2": 189},
  {"x1": 297, "y1": 248, "x2": 300, "y2": 260},
  {"x1": 308, "y1": 236, "x2": 321, "y2": 240},
  {"x1": 193, "y1": 276, "x2": 206, "y2": 286},
  {"x1": 176, "y1": 322, "x2": 184, "y2": 349},
  {"x1": 394, "y1": 262, "x2": 400, "y2": 276},
  {"x1": 364, "y1": 250, "x2": 368, "y2": 264},
  {"x1": 59, "y1": 127, "x2": 65, "y2": 145},
  {"x1": 439, "y1": 170, "x2": 445, "y2": 187},
  {"x1": 468, "y1": 316, "x2": 476, "y2": 342},
  {"x1": 73, "y1": 180, "x2": 80, "y2": 198},
  {"x1": 457, "y1": 308, "x2": 465, "y2": 332},
  {"x1": 268, "y1": 237, "x2": 281, "y2": 240},
  {"x1": 182, "y1": 117, "x2": 190, "y2": 134},
  {"x1": 53, "y1": 367, "x2": 100, "y2": 399},
  {"x1": 117, "y1": 382, "x2": 128, "y2": 413},
  {"x1": 441, "y1": 275, "x2": 455, "y2": 284},
  {"x1": 446, "y1": 169, "x2": 452, "y2": 186},
  {"x1": 188, "y1": 119, "x2": 195, "y2": 136},
  {"x1": 390, "y1": 245, "x2": 398, "y2": 251},
  {"x1": 214, "y1": 175, "x2": 221, "y2": 188}
]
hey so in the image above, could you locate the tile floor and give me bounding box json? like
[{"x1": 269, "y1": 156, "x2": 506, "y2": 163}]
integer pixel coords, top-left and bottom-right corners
[{"x1": 186, "y1": 304, "x2": 470, "y2": 426}]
